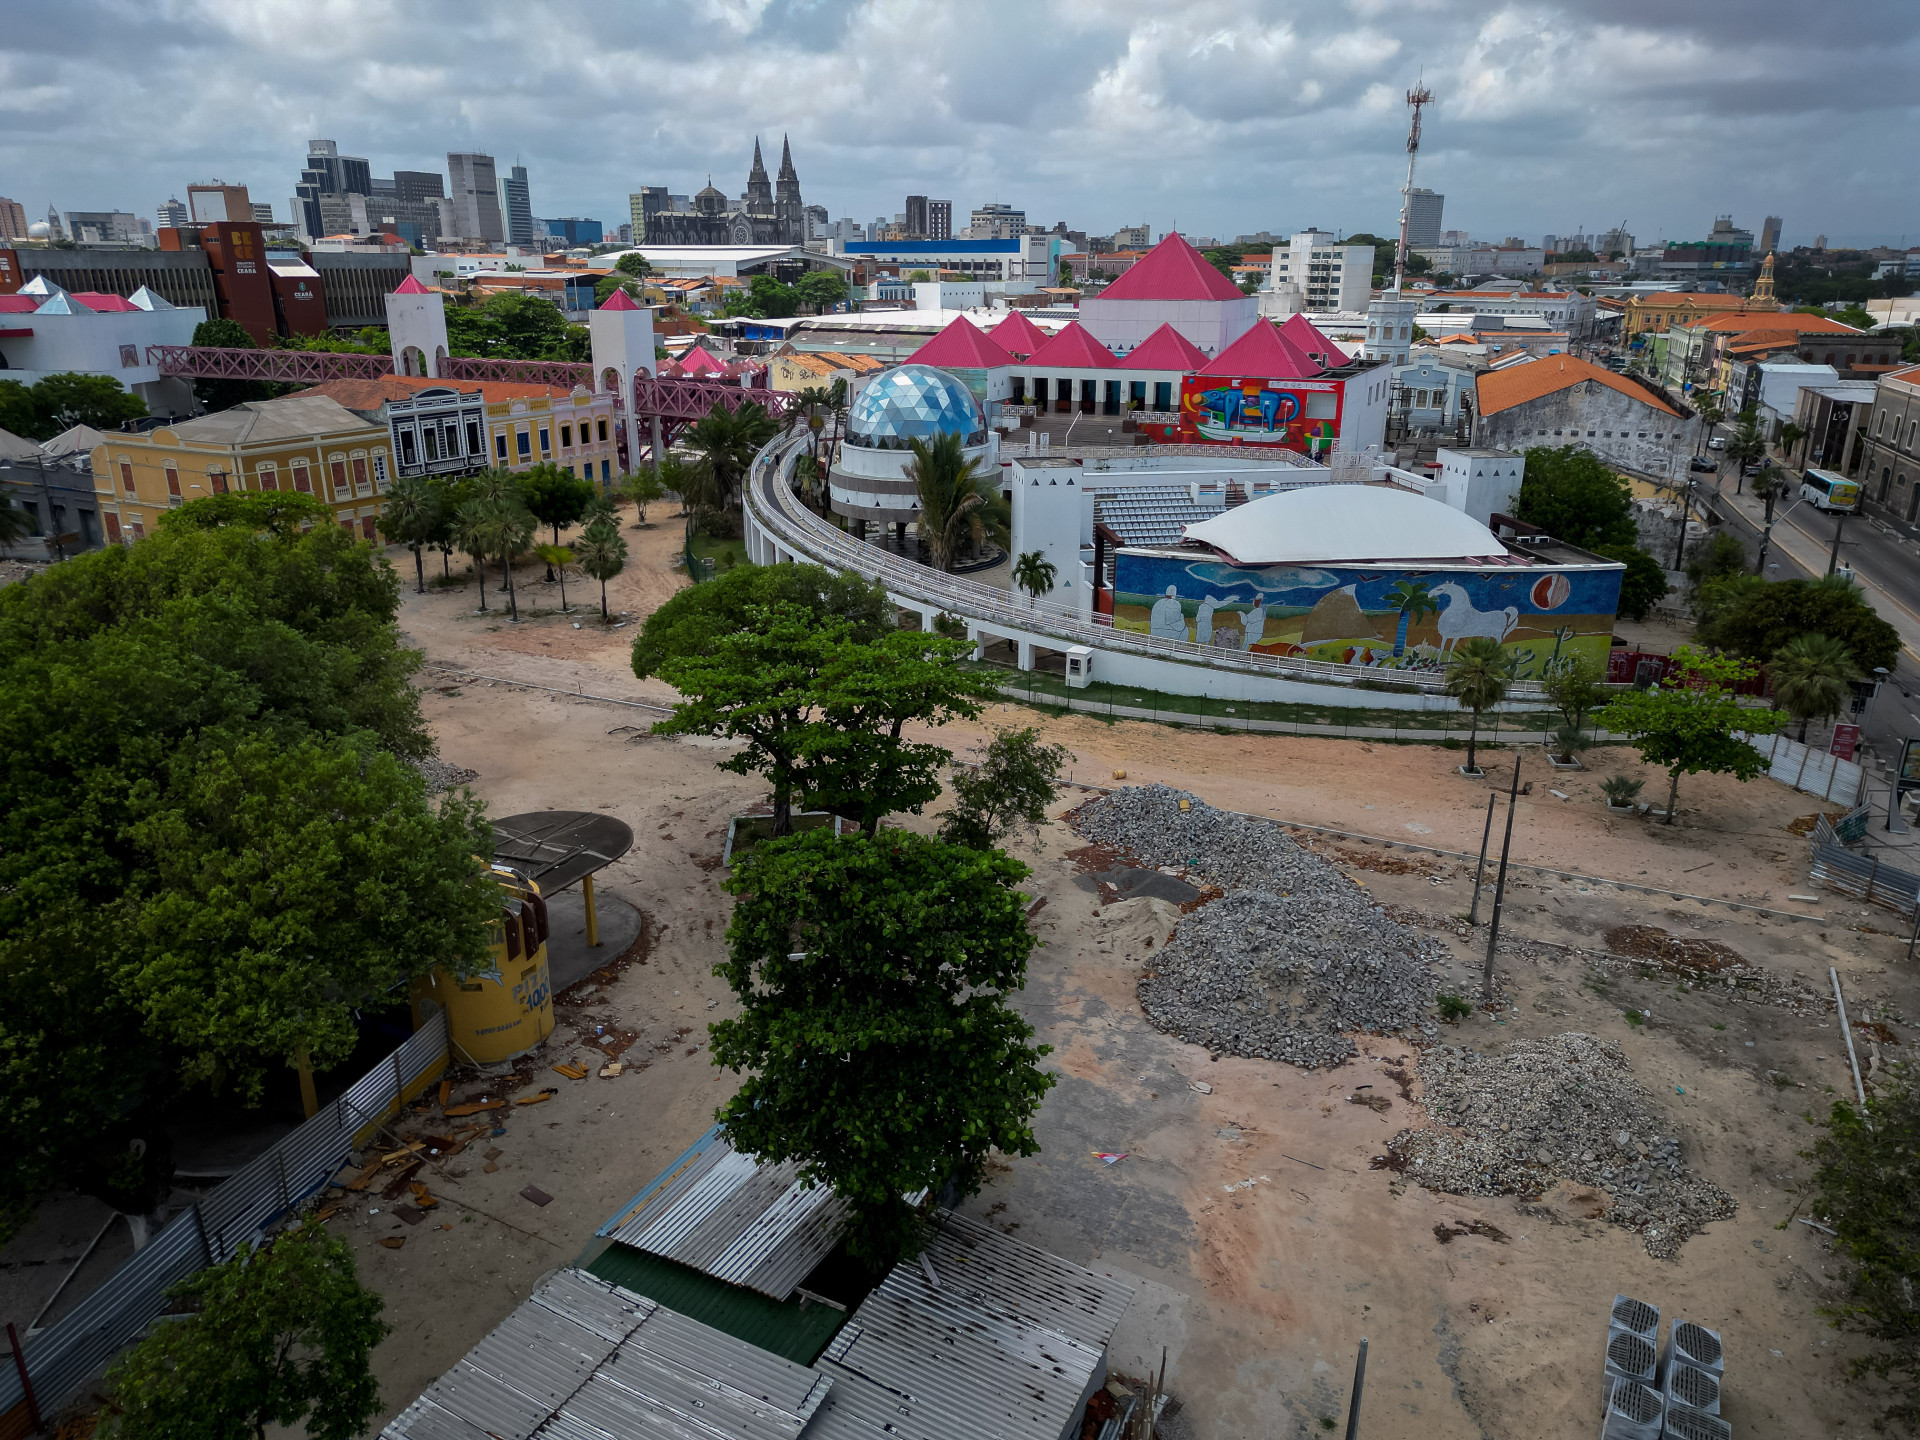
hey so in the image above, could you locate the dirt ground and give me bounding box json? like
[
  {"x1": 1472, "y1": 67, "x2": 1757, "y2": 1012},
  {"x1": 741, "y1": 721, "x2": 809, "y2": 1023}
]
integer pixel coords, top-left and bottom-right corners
[{"x1": 10, "y1": 525, "x2": 1911, "y2": 1438}]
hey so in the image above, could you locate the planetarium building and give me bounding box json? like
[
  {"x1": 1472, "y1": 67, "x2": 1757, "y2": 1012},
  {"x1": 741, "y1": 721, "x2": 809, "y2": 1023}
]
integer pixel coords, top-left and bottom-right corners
[{"x1": 827, "y1": 364, "x2": 997, "y2": 532}]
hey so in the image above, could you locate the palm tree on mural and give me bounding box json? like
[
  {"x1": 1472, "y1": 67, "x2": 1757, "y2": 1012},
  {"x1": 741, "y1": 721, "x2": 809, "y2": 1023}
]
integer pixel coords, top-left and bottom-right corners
[{"x1": 1384, "y1": 579, "x2": 1438, "y2": 658}]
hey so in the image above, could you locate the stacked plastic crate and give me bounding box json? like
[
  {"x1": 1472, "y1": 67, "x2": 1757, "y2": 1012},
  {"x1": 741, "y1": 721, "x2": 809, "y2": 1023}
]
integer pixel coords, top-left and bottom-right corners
[{"x1": 1601, "y1": 1295, "x2": 1730, "y2": 1439}]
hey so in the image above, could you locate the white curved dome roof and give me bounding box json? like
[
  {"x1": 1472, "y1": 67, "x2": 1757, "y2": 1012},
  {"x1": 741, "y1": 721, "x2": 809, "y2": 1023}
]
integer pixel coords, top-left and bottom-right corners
[{"x1": 1182, "y1": 484, "x2": 1505, "y2": 564}]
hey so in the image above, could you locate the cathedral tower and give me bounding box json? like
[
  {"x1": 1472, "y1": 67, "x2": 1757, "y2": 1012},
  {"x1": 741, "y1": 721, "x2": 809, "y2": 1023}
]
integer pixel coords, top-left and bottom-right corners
[
  {"x1": 774, "y1": 134, "x2": 804, "y2": 244},
  {"x1": 744, "y1": 138, "x2": 773, "y2": 217}
]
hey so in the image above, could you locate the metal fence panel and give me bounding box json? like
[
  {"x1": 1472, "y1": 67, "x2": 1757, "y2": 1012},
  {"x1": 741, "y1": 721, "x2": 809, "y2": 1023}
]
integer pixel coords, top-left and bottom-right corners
[
  {"x1": 7, "y1": 1014, "x2": 448, "y2": 1416},
  {"x1": 1738, "y1": 731, "x2": 1862, "y2": 807}
]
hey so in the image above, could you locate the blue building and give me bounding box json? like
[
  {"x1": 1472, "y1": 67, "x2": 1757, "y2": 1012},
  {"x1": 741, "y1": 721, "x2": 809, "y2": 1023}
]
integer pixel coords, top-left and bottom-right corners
[
  {"x1": 540, "y1": 216, "x2": 603, "y2": 247},
  {"x1": 1392, "y1": 356, "x2": 1471, "y2": 435}
]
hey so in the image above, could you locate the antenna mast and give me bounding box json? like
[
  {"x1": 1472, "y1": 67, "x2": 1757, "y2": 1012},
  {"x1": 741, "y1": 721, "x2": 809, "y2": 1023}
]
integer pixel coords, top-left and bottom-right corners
[{"x1": 1394, "y1": 80, "x2": 1433, "y2": 294}]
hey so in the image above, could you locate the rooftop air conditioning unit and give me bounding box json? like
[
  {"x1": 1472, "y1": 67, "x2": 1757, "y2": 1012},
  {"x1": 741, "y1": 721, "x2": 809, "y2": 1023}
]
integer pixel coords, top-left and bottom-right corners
[
  {"x1": 1664, "y1": 1320, "x2": 1724, "y2": 1376},
  {"x1": 1664, "y1": 1359, "x2": 1721, "y2": 1415},
  {"x1": 1660, "y1": 1400, "x2": 1732, "y2": 1440},
  {"x1": 1610, "y1": 1295, "x2": 1660, "y2": 1338},
  {"x1": 1601, "y1": 1378, "x2": 1664, "y2": 1440},
  {"x1": 1605, "y1": 1328, "x2": 1658, "y2": 1395}
]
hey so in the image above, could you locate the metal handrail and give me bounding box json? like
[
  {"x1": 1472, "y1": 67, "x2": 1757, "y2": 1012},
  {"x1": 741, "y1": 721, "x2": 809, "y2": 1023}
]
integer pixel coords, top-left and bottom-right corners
[{"x1": 745, "y1": 435, "x2": 1551, "y2": 703}]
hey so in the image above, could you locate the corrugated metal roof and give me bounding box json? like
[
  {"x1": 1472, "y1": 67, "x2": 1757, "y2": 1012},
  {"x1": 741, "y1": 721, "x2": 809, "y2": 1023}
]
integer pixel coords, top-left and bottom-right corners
[
  {"x1": 804, "y1": 1212, "x2": 1135, "y2": 1440},
  {"x1": 600, "y1": 1127, "x2": 851, "y2": 1301},
  {"x1": 586, "y1": 1244, "x2": 849, "y2": 1366},
  {"x1": 381, "y1": 1269, "x2": 831, "y2": 1440}
]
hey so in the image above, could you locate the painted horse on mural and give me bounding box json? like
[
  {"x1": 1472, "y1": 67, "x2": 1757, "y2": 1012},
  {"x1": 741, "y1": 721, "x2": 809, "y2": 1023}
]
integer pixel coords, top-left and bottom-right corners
[{"x1": 1430, "y1": 581, "x2": 1519, "y2": 654}]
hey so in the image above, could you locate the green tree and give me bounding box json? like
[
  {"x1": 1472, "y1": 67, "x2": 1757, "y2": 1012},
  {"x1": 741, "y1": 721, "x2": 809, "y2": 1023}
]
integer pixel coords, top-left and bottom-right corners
[
  {"x1": 103, "y1": 1219, "x2": 388, "y2": 1440},
  {"x1": 377, "y1": 474, "x2": 443, "y2": 594},
  {"x1": 614, "y1": 252, "x2": 653, "y2": 279},
  {"x1": 1542, "y1": 651, "x2": 1605, "y2": 729},
  {"x1": 517, "y1": 462, "x2": 596, "y2": 546},
  {"x1": 1695, "y1": 575, "x2": 1900, "y2": 670},
  {"x1": 940, "y1": 727, "x2": 1073, "y2": 850},
  {"x1": 190, "y1": 317, "x2": 278, "y2": 413},
  {"x1": 1725, "y1": 405, "x2": 1767, "y2": 476},
  {"x1": 573, "y1": 519, "x2": 628, "y2": 621},
  {"x1": 1443, "y1": 636, "x2": 1510, "y2": 774},
  {"x1": 1383, "y1": 578, "x2": 1437, "y2": 657},
  {"x1": 801, "y1": 630, "x2": 1001, "y2": 836},
  {"x1": 1777, "y1": 419, "x2": 1808, "y2": 458},
  {"x1": 594, "y1": 275, "x2": 642, "y2": 306},
  {"x1": 1594, "y1": 645, "x2": 1785, "y2": 824},
  {"x1": 0, "y1": 378, "x2": 42, "y2": 439},
  {"x1": 444, "y1": 291, "x2": 589, "y2": 362},
  {"x1": 623, "y1": 467, "x2": 666, "y2": 526},
  {"x1": 30, "y1": 372, "x2": 148, "y2": 436},
  {"x1": 1012, "y1": 549, "x2": 1057, "y2": 608},
  {"x1": 681, "y1": 401, "x2": 779, "y2": 521},
  {"x1": 453, "y1": 498, "x2": 501, "y2": 612},
  {"x1": 632, "y1": 562, "x2": 889, "y2": 679},
  {"x1": 537, "y1": 543, "x2": 574, "y2": 611},
  {"x1": 1595, "y1": 542, "x2": 1671, "y2": 621},
  {"x1": 0, "y1": 493, "x2": 36, "y2": 554},
  {"x1": 727, "y1": 274, "x2": 798, "y2": 319},
  {"x1": 1797, "y1": 1065, "x2": 1920, "y2": 1431},
  {"x1": 795, "y1": 269, "x2": 848, "y2": 311},
  {"x1": 1512, "y1": 445, "x2": 1637, "y2": 550},
  {"x1": 711, "y1": 829, "x2": 1054, "y2": 1264},
  {"x1": 1769, "y1": 632, "x2": 1859, "y2": 741},
  {"x1": 906, "y1": 431, "x2": 1008, "y2": 571},
  {"x1": 1683, "y1": 530, "x2": 1749, "y2": 595}
]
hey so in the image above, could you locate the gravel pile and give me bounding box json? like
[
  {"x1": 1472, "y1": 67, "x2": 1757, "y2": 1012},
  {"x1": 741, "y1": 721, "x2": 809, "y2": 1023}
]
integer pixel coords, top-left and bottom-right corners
[
  {"x1": 408, "y1": 754, "x2": 480, "y2": 793},
  {"x1": 1073, "y1": 785, "x2": 1445, "y2": 1066},
  {"x1": 1385, "y1": 1032, "x2": 1735, "y2": 1257}
]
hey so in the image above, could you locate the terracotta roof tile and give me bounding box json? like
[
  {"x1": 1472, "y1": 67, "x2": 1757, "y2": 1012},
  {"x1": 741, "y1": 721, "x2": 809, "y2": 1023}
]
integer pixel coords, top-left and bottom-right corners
[{"x1": 1476, "y1": 354, "x2": 1684, "y2": 419}]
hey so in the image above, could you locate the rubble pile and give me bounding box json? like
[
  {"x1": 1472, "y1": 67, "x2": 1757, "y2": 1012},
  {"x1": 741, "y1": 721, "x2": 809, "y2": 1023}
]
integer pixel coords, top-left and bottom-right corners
[
  {"x1": 1385, "y1": 1032, "x2": 1735, "y2": 1257},
  {"x1": 1073, "y1": 785, "x2": 1445, "y2": 1066},
  {"x1": 409, "y1": 754, "x2": 480, "y2": 793}
]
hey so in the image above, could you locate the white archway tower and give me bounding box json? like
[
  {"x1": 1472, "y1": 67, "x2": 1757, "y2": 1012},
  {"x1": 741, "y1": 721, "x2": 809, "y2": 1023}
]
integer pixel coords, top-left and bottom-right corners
[
  {"x1": 590, "y1": 287, "x2": 657, "y2": 477},
  {"x1": 385, "y1": 275, "x2": 449, "y2": 378}
]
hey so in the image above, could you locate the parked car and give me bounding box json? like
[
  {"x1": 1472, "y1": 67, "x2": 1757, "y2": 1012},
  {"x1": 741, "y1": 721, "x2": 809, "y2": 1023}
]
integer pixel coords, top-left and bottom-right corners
[
  {"x1": 1707, "y1": 435, "x2": 1726, "y2": 450},
  {"x1": 1689, "y1": 455, "x2": 1717, "y2": 473}
]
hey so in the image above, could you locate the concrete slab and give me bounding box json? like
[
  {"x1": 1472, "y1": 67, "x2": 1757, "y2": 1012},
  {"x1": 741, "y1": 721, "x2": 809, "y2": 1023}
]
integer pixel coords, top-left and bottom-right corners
[{"x1": 544, "y1": 886, "x2": 644, "y2": 995}]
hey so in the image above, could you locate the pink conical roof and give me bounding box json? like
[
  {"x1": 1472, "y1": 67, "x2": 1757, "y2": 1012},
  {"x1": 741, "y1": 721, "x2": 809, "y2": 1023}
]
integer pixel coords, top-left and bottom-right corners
[
  {"x1": 393, "y1": 274, "x2": 432, "y2": 295},
  {"x1": 1198, "y1": 320, "x2": 1324, "y2": 378},
  {"x1": 1024, "y1": 320, "x2": 1118, "y2": 368},
  {"x1": 599, "y1": 285, "x2": 643, "y2": 311},
  {"x1": 988, "y1": 309, "x2": 1050, "y2": 358},
  {"x1": 1120, "y1": 322, "x2": 1210, "y2": 371},
  {"x1": 907, "y1": 316, "x2": 1015, "y2": 368},
  {"x1": 1096, "y1": 233, "x2": 1244, "y2": 303},
  {"x1": 1279, "y1": 313, "x2": 1341, "y2": 361},
  {"x1": 674, "y1": 344, "x2": 726, "y2": 376}
]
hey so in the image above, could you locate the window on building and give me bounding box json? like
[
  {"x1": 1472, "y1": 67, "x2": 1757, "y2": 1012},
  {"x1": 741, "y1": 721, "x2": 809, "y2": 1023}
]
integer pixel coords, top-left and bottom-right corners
[
  {"x1": 560, "y1": 424, "x2": 573, "y2": 448},
  {"x1": 291, "y1": 462, "x2": 311, "y2": 493},
  {"x1": 104, "y1": 512, "x2": 121, "y2": 544},
  {"x1": 443, "y1": 423, "x2": 460, "y2": 456},
  {"x1": 128, "y1": 516, "x2": 144, "y2": 541},
  {"x1": 517, "y1": 430, "x2": 531, "y2": 459},
  {"x1": 467, "y1": 420, "x2": 483, "y2": 455},
  {"x1": 352, "y1": 457, "x2": 370, "y2": 496},
  {"x1": 597, "y1": 419, "x2": 608, "y2": 443},
  {"x1": 496, "y1": 432, "x2": 508, "y2": 460},
  {"x1": 539, "y1": 428, "x2": 551, "y2": 455},
  {"x1": 400, "y1": 431, "x2": 418, "y2": 465},
  {"x1": 210, "y1": 469, "x2": 229, "y2": 494},
  {"x1": 164, "y1": 463, "x2": 181, "y2": 497},
  {"x1": 119, "y1": 460, "x2": 135, "y2": 495},
  {"x1": 256, "y1": 464, "x2": 278, "y2": 491},
  {"x1": 330, "y1": 460, "x2": 350, "y2": 500},
  {"x1": 601, "y1": 460, "x2": 611, "y2": 481},
  {"x1": 373, "y1": 455, "x2": 389, "y2": 489},
  {"x1": 423, "y1": 427, "x2": 439, "y2": 461}
]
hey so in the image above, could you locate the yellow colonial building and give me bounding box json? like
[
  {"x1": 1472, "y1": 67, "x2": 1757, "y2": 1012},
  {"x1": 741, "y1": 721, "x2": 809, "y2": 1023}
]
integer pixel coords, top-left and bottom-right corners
[{"x1": 90, "y1": 394, "x2": 395, "y2": 543}]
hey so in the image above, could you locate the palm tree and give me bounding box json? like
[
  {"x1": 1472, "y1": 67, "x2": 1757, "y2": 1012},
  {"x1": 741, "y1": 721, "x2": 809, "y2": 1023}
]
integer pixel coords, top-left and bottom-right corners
[
  {"x1": 496, "y1": 503, "x2": 536, "y2": 621},
  {"x1": 1770, "y1": 633, "x2": 1858, "y2": 742},
  {"x1": 573, "y1": 521, "x2": 628, "y2": 621},
  {"x1": 1444, "y1": 636, "x2": 1511, "y2": 775},
  {"x1": 0, "y1": 495, "x2": 33, "y2": 556},
  {"x1": 537, "y1": 543, "x2": 574, "y2": 612},
  {"x1": 1012, "y1": 550, "x2": 1057, "y2": 609},
  {"x1": 682, "y1": 401, "x2": 778, "y2": 515},
  {"x1": 906, "y1": 431, "x2": 1010, "y2": 571},
  {"x1": 377, "y1": 475, "x2": 442, "y2": 594},
  {"x1": 453, "y1": 498, "x2": 497, "y2": 612},
  {"x1": 1383, "y1": 579, "x2": 1438, "y2": 657}
]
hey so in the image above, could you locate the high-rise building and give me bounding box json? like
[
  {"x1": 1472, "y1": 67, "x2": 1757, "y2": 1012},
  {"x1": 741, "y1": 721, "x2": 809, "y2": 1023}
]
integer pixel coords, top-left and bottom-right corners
[
  {"x1": 62, "y1": 210, "x2": 142, "y2": 244},
  {"x1": 540, "y1": 217, "x2": 602, "y2": 247},
  {"x1": 1759, "y1": 215, "x2": 1783, "y2": 255},
  {"x1": 904, "y1": 195, "x2": 928, "y2": 238},
  {"x1": 447, "y1": 152, "x2": 505, "y2": 243},
  {"x1": 294, "y1": 139, "x2": 371, "y2": 238},
  {"x1": 251, "y1": 202, "x2": 276, "y2": 225},
  {"x1": 1403, "y1": 187, "x2": 1444, "y2": 249},
  {"x1": 803, "y1": 204, "x2": 830, "y2": 240},
  {"x1": 500, "y1": 164, "x2": 533, "y2": 246},
  {"x1": 155, "y1": 197, "x2": 188, "y2": 230},
  {"x1": 965, "y1": 202, "x2": 1025, "y2": 239},
  {"x1": 188, "y1": 182, "x2": 254, "y2": 224},
  {"x1": 629, "y1": 186, "x2": 669, "y2": 243},
  {"x1": 1113, "y1": 223, "x2": 1152, "y2": 250},
  {"x1": 927, "y1": 200, "x2": 952, "y2": 241},
  {"x1": 0, "y1": 196, "x2": 27, "y2": 242},
  {"x1": 391, "y1": 171, "x2": 445, "y2": 205}
]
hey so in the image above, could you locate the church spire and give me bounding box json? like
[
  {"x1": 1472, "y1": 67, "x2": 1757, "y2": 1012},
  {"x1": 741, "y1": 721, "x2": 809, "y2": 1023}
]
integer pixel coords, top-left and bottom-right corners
[
  {"x1": 749, "y1": 137, "x2": 768, "y2": 181},
  {"x1": 1753, "y1": 250, "x2": 1778, "y2": 308},
  {"x1": 778, "y1": 133, "x2": 796, "y2": 180}
]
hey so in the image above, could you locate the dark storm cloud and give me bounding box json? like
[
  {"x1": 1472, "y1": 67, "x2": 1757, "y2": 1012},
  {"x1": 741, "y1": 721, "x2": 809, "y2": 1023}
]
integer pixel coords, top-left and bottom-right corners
[{"x1": 2, "y1": 0, "x2": 1914, "y2": 247}]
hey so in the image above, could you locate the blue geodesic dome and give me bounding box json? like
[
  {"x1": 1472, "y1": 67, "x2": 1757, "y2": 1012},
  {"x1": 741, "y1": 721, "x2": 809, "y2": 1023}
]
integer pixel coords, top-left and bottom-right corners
[{"x1": 844, "y1": 364, "x2": 986, "y2": 450}]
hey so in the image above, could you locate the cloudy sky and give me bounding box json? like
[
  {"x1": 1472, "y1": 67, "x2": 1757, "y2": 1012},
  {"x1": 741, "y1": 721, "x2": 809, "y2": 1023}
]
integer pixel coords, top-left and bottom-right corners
[{"x1": 5, "y1": 0, "x2": 1917, "y2": 250}]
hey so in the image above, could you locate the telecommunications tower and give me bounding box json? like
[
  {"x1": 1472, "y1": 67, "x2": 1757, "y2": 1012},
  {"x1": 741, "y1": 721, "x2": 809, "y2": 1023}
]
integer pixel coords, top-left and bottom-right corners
[{"x1": 1393, "y1": 81, "x2": 1434, "y2": 294}]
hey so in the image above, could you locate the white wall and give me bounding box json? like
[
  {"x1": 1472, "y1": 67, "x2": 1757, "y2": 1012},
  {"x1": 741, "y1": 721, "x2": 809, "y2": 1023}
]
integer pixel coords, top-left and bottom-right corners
[
  {"x1": 0, "y1": 302, "x2": 204, "y2": 413},
  {"x1": 1436, "y1": 447, "x2": 1525, "y2": 524},
  {"x1": 1337, "y1": 364, "x2": 1392, "y2": 453},
  {"x1": 1078, "y1": 295, "x2": 1257, "y2": 359},
  {"x1": 1008, "y1": 463, "x2": 1091, "y2": 619}
]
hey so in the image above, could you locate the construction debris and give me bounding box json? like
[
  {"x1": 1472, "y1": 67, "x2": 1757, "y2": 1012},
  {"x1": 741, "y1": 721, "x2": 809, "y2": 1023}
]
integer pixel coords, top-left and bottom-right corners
[
  {"x1": 1383, "y1": 1033, "x2": 1735, "y2": 1258},
  {"x1": 1072, "y1": 785, "x2": 1444, "y2": 1067}
]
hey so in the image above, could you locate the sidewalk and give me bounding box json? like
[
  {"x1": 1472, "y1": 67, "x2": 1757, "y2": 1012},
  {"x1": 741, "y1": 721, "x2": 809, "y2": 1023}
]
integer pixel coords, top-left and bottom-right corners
[{"x1": 1711, "y1": 479, "x2": 1920, "y2": 665}]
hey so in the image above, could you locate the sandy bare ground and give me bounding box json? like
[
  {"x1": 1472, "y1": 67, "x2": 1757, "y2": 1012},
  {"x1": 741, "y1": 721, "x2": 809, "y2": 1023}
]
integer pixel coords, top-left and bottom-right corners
[{"x1": 8, "y1": 524, "x2": 1908, "y2": 1439}]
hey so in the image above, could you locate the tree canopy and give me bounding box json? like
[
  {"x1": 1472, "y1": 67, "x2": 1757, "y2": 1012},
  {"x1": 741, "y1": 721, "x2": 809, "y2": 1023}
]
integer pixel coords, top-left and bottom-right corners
[
  {"x1": 795, "y1": 269, "x2": 848, "y2": 311},
  {"x1": 517, "y1": 462, "x2": 597, "y2": 544},
  {"x1": 712, "y1": 829, "x2": 1053, "y2": 1263},
  {"x1": 0, "y1": 501, "x2": 495, "y2": 1235},
  {"x1": 445, "y1": 291, "x2": 590, "y2": 362},
  {"x1": 190, "y1": 318, "x2": 281, "y2": 414},
  {"x1": 0, "y1": 372, "x2": 148, "y2": 440},
  {"x1": 1513, "y1": 445, "x2": 1637, "y2": 550},
  {"x1": 940, "y1": 728, "x2": 1072, "y2": 850},
  {"x1": 631, "y1": 562, "x2": 890, "y2": 679},
  {"x1": 1696, "y1": 575, "x2": 1900, "y2": 672},
  {"x1": 103, "y1": 1219, "x2": 388, "y2": 1440}
]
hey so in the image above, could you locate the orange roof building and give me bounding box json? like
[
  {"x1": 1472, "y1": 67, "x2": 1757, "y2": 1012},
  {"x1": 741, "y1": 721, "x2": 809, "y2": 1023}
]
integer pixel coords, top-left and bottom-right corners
[{"x1": 1473, "y1": 354, "x2": 1696, "y2": 485}]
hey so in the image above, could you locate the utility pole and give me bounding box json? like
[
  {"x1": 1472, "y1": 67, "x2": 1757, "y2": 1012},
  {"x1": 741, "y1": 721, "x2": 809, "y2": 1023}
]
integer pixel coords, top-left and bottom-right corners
[
  {"x1": 1467, "y1": 792, "x2": 1496, "y2": 926},
  {"x1": 1481, "y1": 755, "x2": 1522, "y2": 1008},
  {"x1": 1393, "y1": 81, "x2": 1434, "y2": 295},
  {"x1": 1669, "y1": 477, "x2": 1693, "y2": 571},
  {"x1": 1828, "y1": 507, "x2": 1847, "y2": 576}
]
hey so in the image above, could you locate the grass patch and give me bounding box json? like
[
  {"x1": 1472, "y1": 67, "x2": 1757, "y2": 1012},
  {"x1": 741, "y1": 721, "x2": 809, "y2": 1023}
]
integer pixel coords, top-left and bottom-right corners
[
  {"x1": 686, "y1": 528, "x2": 749, "y2": 577},
  {"x1": 1438, "y1": 993, "x2": 1473, "y2": 1022},
  {"x1": 1623, "y1": 1009, "x2": 1645, "y2": 1027}
]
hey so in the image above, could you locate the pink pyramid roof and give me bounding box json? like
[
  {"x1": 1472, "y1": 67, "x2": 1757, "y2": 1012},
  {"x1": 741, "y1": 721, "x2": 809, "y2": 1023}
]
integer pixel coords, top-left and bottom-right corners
[
  {"x1": 71, "y1": 292, "x2": 138, "y2": 313},
  {"x1": 987, "y1": 309, "x2": 1049, "y2": 358},
  {"x1": 1198, "y1": 320, "x2": 1324, "y2": 379},
  {"x1": 674, "y1": 344, "x2": 726, "y2": 376},
  {"x1": 1095, "y1": 234, "x2": 1244, "y2": 303},
  {"x1": 393, "y1": 274, "x2": 433, "y2": 296},
  {"x1": 1023, "y1": 320, "x2": 1118, "y2": 369},
  {"x1": 907, "y1": 316, "x2": 1015, "y2": 368},
  {"x1": 598, "y1": 286, "x2": 643, "y2": 311},
  {"x1": 1120, "y1": 322, "x2": 1210, "y2": 372},
  {"x1": 1278, "y1": 313, "x2": 1341, "y2": 361}
]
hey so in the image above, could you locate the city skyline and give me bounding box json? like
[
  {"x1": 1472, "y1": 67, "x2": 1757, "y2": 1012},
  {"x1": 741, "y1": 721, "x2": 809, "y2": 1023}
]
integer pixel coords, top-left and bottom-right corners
[{"x1": 2, "y1": 0, "x2": 1917, "y2": 250}]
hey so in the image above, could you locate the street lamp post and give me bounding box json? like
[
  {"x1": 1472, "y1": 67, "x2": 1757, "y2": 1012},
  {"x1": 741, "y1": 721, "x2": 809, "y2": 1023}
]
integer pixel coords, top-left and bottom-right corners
[
  {"x1": 1670, "y1": 475, "x2": 1695, "y2": 571},
  {"x1": 1828, "y1": 506, "x2": 1848, "y2": 577}
]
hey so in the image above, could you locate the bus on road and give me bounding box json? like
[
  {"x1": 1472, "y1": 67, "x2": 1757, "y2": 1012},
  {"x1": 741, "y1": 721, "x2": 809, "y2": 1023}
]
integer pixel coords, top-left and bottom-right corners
[{"x1": 1801, "y1": 467, "x2": 1861, "y2": 512}]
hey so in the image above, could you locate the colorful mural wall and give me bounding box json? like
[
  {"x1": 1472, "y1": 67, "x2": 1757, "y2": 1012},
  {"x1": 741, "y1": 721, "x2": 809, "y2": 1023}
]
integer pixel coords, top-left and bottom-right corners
[
  {"x1": 1178, "y1": 376, "x2": 1343, "y2": 454},
  {"x1": 1112, "y1": 550, "x2": 1624, "y2": 680}
]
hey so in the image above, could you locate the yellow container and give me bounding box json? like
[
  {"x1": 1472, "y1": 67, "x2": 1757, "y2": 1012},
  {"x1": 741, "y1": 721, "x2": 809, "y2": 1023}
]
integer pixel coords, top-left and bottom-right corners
[{"x1": 413, "y1": 866, "x2": 555, "y2": 1064}]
